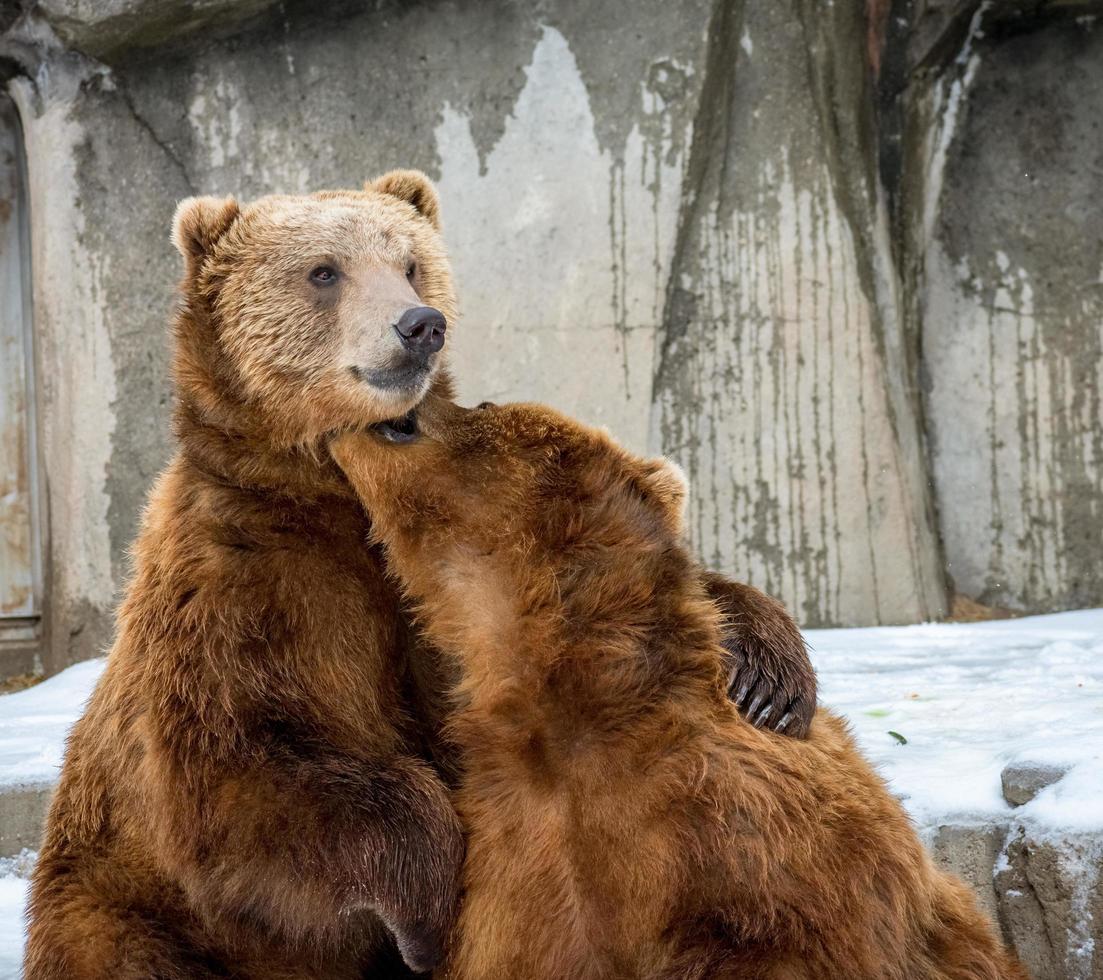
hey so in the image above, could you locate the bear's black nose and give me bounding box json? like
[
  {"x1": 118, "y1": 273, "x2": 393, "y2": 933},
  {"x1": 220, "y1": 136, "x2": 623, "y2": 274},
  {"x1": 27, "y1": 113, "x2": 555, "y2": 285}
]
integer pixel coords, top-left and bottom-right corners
[{"x1": 394, "y1": 306, "x2": 446, "y2": 355}]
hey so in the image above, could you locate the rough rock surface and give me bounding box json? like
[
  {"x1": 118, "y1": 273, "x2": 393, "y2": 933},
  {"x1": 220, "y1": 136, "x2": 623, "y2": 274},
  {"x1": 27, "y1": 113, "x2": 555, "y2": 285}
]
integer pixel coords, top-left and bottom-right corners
[
  {"x1": 34, "y1": 0, "x2": 279, "y2": 59},
  {"x1": 1002, "y1": 762, "x2": 1072, "y2": 808},
  {"x1": 0, "y1": 781, "x2": 50, "y2": 856},
  {"x1": 996, "y1": 830, "x2": 1103, "y2": 980},
  {"x1": 930, "y1": 822, "x2": 1103, "y2": 980},
  {"x1": 0, "y1": 0, "x2": 1100, "y2": 662}
]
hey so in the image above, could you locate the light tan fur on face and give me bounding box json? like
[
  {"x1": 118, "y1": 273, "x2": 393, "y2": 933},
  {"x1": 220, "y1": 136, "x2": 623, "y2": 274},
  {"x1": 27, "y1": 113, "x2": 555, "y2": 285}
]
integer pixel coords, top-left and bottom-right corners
[{"x1": 172, "y1": 177, "x2": 458, "y2": 451}]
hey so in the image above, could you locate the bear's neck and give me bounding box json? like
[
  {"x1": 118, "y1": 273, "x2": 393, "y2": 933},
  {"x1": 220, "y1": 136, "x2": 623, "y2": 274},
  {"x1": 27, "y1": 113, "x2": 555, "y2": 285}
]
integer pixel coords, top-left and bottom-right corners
[
  {"x1": 444, "y1": 553, "x2": 727, "y2": 771},
  {"x1": 168, "y1": 301, "x2": 353, "y2": 502},
  {"x1": 174, "y1": 395, "x2": 354, "y2": 504}
]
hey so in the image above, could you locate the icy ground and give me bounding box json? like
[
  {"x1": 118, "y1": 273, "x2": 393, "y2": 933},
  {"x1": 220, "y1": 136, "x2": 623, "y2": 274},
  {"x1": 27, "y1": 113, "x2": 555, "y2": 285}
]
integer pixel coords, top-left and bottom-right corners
[
  {"x1": 0, "y1": 659, "x2": 104, "y2": 790},
  {"x1": 0, "y1": 610, "x2": 1100, "y2": 973},
  {"x1": 0, "y1": 858, "x2": 30, "y2": 980},
  {"x1": 809, "y1": 608, "x2": 1103, "y2": 836}
]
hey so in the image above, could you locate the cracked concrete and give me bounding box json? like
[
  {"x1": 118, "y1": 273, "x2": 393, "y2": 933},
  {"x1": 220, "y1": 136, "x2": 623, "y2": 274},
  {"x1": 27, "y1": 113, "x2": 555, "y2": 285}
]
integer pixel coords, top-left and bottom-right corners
[{"x1": 0, "y1": 0, "x2": 1100, "y2": 673}]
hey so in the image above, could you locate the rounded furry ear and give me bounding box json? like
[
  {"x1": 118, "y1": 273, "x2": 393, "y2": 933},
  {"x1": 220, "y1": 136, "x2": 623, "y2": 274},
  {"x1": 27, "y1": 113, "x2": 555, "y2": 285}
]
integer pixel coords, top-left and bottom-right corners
[
  {"x1": 366, "y1": 170, "x2": 441, "y2": 229},
  {"x1": 639, "y1": 458, "x2": 689, "y2": 532},
  {"x1": 172, "y1": 196, "x2": 240, "y2": 262}
]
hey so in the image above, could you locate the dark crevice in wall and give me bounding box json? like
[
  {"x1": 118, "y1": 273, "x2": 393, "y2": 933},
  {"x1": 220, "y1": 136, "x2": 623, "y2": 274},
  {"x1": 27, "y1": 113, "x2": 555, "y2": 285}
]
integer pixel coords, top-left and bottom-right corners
[
  {"x1": 653, "y1": 0, "x2": 743, "y2": 395},
  {"x1": 876, "y1": 2, "x2": 990, "y2": 610},
  {"x1": 0, "y1": 17, "x2": 51, "y2": 87},
  {"x1": 874, "y1": 0, "x2": 913, "y2": 264},
  {"x1": 114, "y1": 81, "x2": 197, "y2": 195},
  {"x1": 800, "y1": 0, "x2": 952, "y2": 620},
  {"x1": 0, "y1": 1, "x2": 32, "y2": 37},
  {"x1": 794, "y1": 0, "x2": 882, "y2": 343}
]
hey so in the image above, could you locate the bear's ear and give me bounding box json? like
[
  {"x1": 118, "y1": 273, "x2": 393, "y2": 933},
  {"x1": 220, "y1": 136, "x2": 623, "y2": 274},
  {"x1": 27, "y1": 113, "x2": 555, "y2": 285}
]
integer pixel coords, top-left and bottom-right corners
[
  {"x1": 172, "y1": 196, "x2": 240, "y2": 263},
  {"x1": 638, "y1": 458, "x2": 689, "y2": 532},
  {"x1": 366, "y1": 170, "x2": 441, "y2": 229}
]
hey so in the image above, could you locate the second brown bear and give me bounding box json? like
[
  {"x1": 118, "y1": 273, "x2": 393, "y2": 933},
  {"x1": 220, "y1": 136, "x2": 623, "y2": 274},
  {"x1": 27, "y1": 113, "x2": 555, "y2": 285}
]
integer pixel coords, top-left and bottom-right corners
[{"x1": 330, "y1": 397, "x2": 1026, "y2": 980}]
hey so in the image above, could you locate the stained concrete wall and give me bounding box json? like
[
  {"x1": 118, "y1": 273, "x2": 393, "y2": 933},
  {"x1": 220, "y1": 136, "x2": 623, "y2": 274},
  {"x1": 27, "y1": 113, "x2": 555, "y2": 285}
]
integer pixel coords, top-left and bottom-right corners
[
  {"x1": 917, "y1": 15, "x2": 1103, "y2": 614},
  {"x1": 651, "y1": 0, "x2": 946, "y2": 626},
  {"x1": 0, "y1": 0, "x2": 1101, "y2": 672}
]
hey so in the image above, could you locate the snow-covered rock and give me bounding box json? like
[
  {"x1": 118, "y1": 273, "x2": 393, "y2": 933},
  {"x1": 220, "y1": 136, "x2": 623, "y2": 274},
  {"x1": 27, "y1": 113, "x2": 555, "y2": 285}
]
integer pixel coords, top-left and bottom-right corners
[
  {"x1": 809, "y1": 609, "x2": 1103, "y2": 980},
  {"x1": 1002, "y1": 761, "x2": 1071, "y2": 808}
]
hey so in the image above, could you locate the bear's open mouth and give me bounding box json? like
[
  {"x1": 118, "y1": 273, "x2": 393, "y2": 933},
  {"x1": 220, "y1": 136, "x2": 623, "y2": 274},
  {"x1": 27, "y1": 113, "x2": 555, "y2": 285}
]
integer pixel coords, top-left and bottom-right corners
[{"x1": 373, "y1": 410, "x2": 418, "y2": 444}]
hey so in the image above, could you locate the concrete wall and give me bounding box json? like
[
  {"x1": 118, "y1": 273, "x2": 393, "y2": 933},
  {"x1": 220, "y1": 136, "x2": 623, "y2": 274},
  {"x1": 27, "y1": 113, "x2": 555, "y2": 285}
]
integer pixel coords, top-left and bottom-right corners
[
  {"x1": 0, "y1": 0, "x2": 1101, "y2": 672},
  {"x1": 917, "y1": 15, "x2": 1103, "y2": 614},
  {"x1": 650, "y1": 0, "x2": 946, "y2": 626}
]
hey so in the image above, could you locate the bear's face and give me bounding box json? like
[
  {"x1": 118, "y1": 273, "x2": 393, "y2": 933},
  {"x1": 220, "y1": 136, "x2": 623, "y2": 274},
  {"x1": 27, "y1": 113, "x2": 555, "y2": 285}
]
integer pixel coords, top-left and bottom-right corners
[
  {"x1": 172, "y1": 171, "x2": 457, "y2": 446},
  {"x1": 330, "y1": 401, "x2": 694, "y2": 670},
  {"x1": 438, "y1": 402, "x2": 690, "y2": 543},
  {"x1": 333, "y1": 398, "x2": 690, "y2": 560}
]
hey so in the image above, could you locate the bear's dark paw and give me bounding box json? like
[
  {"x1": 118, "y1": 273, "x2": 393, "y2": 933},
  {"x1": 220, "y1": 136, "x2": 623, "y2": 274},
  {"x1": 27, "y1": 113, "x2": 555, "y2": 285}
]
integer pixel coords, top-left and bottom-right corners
[
  {"x1": 724, "y1": 636, "x2": 816, "y2": 739},
  {"x1": 701, "y1": 572, "x2": 817, "y2": 739}
]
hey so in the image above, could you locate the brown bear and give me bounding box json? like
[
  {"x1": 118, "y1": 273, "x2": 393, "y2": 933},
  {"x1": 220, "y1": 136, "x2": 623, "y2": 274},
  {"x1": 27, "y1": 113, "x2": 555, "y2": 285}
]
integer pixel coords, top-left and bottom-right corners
[
  {"x1": 328, "y1": 396, "x2": 1027, "y2": 980},
  {"x1": 24, "y1": 173, "x2": 816, "y2": 979}
]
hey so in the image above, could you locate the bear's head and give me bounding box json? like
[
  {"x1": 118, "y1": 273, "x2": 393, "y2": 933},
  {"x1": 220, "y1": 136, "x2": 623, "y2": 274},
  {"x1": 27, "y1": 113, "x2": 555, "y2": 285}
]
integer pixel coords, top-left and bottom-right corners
[
  {"x1": 171, "y1": 170, "x2": 456, "y2": 451},
  {"x1": 327, "y1": 399, "x2": 702, "y2": 680},
  {"x1": 329, "y1": 397, "x2": 691, "y2": 575}
]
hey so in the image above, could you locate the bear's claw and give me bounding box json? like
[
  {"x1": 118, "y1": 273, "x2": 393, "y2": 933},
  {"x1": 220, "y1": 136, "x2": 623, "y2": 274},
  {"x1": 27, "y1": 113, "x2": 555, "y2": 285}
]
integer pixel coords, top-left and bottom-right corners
[
  {"x1": 725, "y1": 648, "x2": 816, "y2": 739},
  {"x1": 704, "y1": 573, "x2": 817, "y2": 739}
]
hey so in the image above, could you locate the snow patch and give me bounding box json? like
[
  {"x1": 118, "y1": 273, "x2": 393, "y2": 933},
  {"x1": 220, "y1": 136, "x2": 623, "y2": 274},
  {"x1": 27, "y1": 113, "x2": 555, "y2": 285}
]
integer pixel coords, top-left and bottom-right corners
[
  {"x1": 0, "y1": 659, "x2": 104, "y2": 788},
  {"x1": 810, "y1": 609, "x2": 1103, "y2": 833},
  {"x1": 0, "y1": 875, "x2": 27, "y2": 978}
]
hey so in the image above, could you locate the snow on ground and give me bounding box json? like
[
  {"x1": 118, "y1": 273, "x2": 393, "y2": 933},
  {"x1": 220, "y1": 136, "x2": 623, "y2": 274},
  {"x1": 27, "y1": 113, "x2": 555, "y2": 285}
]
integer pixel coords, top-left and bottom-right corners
[
  {"x1": 808, "y1": 608, "x2": 1103, "y2": 837},
  {"x1": 0, "y1": 611, "x2": 1099, "y2": 975},
  {"x1": 0, "y1": 879, "x2": 27, "y2": 977},
  {"x1": 0, "y1": 868, "x2": 29, "y2": 979},
  {"x1": 0, "y1": 658, "x2": 104, "y2": 789}
]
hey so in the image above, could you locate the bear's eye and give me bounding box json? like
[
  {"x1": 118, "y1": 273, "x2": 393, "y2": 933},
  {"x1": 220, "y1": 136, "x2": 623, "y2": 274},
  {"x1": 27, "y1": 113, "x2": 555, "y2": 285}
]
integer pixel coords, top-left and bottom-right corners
[
  {"x1": 309, "y1": 266, "x2": 339, "y2": 286},
  {"x1": 405, "y1": 260, "x2": 417, "y2": 281}
]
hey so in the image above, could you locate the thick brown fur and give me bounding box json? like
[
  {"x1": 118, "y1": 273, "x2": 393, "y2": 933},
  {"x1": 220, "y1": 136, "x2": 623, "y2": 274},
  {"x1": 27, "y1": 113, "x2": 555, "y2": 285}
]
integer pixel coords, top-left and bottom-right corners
[
  {"x1": 25, "y1": 173, "x2": 465, "y2": 979},
  {"x1": 329, "y1": 398, "x2": 1027, "y2": 980},
  {"x1": 25, "y1": 174, "x2": 816, "y2": 979}
]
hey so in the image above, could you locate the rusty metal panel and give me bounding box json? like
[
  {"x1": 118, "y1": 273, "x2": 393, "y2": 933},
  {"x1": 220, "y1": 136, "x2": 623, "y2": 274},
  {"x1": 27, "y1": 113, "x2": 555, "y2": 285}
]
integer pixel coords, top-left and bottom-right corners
[{"x1": 0, "y1": 97, "x2": 39, "y2": 620}]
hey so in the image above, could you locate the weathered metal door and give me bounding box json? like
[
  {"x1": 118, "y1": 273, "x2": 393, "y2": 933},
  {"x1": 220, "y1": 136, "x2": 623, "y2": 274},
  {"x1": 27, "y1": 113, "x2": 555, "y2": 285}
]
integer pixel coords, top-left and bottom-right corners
[{"x1": 0, "y1": 95, "x2": 40, "y2": 625}]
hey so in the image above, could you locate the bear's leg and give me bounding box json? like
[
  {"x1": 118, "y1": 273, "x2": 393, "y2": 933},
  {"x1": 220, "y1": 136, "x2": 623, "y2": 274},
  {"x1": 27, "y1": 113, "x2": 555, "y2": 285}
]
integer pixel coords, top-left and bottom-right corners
[
  {"x1": 25, "y1": 877, "x2": 230, "y2": 980},
  {"x1": 921, "y1": 877, "x2": 1028, "y2": 980},
  {"x1": 701, "y1": 571, "x2": 817, "y2": 738},
  {"x1": 151, "y1": 747, "x2": 464, "y2": 974},
  {"x1": 27, "y1": 857, "x2": 420, "y2": 980}
]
